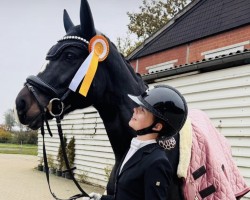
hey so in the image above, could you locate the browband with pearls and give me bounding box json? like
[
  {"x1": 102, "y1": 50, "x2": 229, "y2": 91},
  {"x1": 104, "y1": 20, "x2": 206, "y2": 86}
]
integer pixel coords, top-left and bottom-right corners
[{"x1": 58, "y1": 36, "x2": 89, "y2": 45}]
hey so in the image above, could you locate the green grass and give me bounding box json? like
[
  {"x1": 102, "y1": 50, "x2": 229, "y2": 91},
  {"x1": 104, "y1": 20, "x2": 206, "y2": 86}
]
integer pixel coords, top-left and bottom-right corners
[{"x1": 0, "y1": 143, "x2": 38, "y2": 155}]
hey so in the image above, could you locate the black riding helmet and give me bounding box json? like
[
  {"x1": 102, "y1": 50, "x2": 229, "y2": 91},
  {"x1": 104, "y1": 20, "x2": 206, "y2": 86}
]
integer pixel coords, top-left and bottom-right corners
[{"x1": 128, "y1": 85, "x2": 188, "y2": 137}]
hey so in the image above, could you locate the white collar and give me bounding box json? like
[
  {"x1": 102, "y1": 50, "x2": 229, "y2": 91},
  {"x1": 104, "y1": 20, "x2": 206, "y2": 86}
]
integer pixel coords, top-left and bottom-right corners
[{"x1": 130, "y1": 137, "x2": 156, "y2": 150}]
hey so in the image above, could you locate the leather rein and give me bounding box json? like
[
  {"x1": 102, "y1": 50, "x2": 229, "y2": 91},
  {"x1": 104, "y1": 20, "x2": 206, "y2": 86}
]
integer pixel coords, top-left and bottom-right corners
[{"x1": 25, "y1": 75, "x2": 89, "y2": 200}]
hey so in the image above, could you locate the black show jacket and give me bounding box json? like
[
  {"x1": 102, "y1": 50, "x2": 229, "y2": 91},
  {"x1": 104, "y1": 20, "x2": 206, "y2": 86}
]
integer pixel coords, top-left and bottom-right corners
[{"x1": 102, "y1": 143, "x2": 173, "y2": 200}]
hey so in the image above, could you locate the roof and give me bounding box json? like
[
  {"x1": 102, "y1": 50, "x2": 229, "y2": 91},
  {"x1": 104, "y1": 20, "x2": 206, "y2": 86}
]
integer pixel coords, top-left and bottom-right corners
[
  {"x1": 128, "y1": 0, "x2": 250, "y2": 60},
  {"x1": 142, "y1": 49, "x2": 250, "y2": 83}
]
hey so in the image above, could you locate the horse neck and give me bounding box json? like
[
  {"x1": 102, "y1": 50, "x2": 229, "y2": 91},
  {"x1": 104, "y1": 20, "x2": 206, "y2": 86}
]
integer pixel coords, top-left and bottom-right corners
[
  {"x1": 94, "y1": 47, "x2": 146, "y2": 160},
  {"x1": 94, "y1": 93, "x2": 137, "y2": 162},
  {"x1": 105, "y1": 43, "x2": 146, "y2": 92}
]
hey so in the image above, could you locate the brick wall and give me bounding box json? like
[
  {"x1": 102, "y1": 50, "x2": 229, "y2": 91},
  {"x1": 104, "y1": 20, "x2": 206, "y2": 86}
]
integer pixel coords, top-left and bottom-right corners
[{"x1": 130, "y1": 25, "x2": 250, "y2": 74}]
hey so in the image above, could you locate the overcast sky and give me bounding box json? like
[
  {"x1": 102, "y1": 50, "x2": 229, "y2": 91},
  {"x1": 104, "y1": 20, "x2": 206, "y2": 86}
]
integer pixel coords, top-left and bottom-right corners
[{"x1": 0, "y1": 0, "x2": 141, "y2": 123}]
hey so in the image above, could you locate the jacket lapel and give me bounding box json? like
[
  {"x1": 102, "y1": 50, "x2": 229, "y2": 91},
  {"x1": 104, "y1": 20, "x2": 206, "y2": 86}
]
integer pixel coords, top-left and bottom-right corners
[{"x1": 118, "y1": 143, "x2": 158, "y2": 177}]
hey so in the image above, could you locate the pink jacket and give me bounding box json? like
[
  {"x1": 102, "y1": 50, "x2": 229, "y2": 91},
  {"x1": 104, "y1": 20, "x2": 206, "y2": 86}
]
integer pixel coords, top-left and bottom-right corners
[{"x1": 179, "y1": 109, "x2": 250, "y2": 200}]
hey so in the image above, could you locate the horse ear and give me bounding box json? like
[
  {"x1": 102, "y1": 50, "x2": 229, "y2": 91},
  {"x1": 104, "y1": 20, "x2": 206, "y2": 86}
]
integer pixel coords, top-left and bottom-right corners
[
  {"x1": 63, "y1": 9, "x2": 74, "y2": 32},
  {"x1": 80, "y1": 0, "x2": 96, "y2": 41}
]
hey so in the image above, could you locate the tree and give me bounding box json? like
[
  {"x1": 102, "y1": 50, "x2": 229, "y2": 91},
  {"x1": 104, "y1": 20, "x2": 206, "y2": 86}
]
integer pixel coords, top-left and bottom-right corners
[
  {"x1": 16, "y1": 122, "x2": 28, "y2": 132},
  {"x1": 57, "y1": 135, "x2": 67, "y2": 171},
  {"x1": 4, "y1": 109, "x2": 15, "y2": 131},
  {"x1": 116, "y1": 32, "x2": 142, "y2": 57},
  {"x1": 117, "y1": 0, "x2": 192, "y2": 56},
  {"x1": 0, "y1": 126, "x2": 12, "y2": 143}
]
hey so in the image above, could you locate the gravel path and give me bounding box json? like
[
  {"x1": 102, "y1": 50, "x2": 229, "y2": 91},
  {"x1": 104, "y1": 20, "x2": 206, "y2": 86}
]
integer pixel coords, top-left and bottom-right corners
[{"x1": 0, "y1": 154, "x2": 104, "y2": 200}]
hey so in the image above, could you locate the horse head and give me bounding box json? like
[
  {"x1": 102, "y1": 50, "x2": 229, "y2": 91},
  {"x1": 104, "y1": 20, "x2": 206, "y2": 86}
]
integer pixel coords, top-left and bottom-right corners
[
  {"x1": 15, "y1": 0, "x2": 146, "y2": 130},
  {"x1": 15, "y1": 2, "x2": 146, "y2": 193}
]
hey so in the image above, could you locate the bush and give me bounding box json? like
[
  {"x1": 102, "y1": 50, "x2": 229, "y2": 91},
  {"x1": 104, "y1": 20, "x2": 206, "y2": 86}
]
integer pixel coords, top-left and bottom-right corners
[
  {"x1": 57, "y1": 135, "x2": 67, "y2": 171},
  {"x1": 26, "y1": 131, "x2": 38, "y2": 144},
  {"x1": 11, "y1": 131, "x2": 38, "y2": 145},
  {"x1": 67, "y1": 136, "x2": 75, "y2": 168},
  {"x1": 47, "y1": 154, "x2": 56, "y2": 169},
  {"x1": 0, "y1": 128, "x2": 12, "y2": 143},
  {"x1": 0, "y1": 126, "x2": 37, "y2": 145}
]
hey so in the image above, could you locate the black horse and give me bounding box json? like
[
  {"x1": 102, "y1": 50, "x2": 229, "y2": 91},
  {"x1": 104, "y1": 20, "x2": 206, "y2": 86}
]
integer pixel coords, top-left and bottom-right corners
[{"x1": 15, "y1": 0, "x2": 147, "y2": 195}]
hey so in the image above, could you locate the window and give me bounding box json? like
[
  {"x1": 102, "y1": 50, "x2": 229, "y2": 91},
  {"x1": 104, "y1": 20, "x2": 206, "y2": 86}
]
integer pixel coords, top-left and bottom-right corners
[
  {"x1": 201, "y1": 41, "x2": 249, "y2": 59},
  {"x1": 147, "y1": 59, "x2": 178, "y2": 73}
]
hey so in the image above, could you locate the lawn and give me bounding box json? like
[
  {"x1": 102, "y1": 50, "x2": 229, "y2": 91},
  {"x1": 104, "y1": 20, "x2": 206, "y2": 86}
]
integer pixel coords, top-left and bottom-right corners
[{"x1": 0, "y1": 143, "x2": 38, "y2": 155}]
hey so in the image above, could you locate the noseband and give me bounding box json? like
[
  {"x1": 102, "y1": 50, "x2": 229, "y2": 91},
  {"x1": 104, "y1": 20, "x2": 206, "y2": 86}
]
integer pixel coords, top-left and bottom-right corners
[
  {"x1": 24, "y1": 37, "x2": 91, "y2": 199},
  {"x1": 26, "y1": 75, "x2": 59, "y2": 98},
  {"x1": 26, "y1": 75, "x2": 71, "y2": 106}
]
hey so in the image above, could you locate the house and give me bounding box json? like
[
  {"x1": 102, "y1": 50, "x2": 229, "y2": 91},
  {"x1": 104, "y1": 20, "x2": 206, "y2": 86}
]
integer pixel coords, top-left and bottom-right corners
[{"x1": 128, "y1": 0, "x2": 250, "y2": 75}]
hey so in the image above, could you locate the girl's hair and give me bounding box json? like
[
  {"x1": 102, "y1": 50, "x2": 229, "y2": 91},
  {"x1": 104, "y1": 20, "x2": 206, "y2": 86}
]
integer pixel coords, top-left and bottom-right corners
[{"x1": 155, "y1": 117, "x2": 175, "y2": 137}]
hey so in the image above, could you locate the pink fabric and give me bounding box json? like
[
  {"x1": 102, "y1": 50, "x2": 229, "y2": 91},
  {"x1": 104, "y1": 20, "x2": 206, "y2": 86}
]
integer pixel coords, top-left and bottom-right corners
[{"x1": 183, "y1": 109, "x2": 250, "y2": 200}]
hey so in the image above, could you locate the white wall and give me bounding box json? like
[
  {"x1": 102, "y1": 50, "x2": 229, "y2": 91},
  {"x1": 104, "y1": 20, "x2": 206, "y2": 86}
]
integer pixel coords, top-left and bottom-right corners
[{"x1": 38, "y1": 107, "x2": 115, "y2": 187}]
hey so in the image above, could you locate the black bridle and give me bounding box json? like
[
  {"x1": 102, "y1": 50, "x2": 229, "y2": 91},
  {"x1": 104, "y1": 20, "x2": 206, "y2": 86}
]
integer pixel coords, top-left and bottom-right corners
[{"x1": 25, "y1": 75, "x2": 89, "y2": 200}]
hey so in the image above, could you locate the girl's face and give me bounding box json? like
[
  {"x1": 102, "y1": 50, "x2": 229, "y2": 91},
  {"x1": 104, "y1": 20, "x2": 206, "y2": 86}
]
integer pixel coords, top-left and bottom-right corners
[{"x1": 129, "y1": 106, "x2": 154, "y2": 131}]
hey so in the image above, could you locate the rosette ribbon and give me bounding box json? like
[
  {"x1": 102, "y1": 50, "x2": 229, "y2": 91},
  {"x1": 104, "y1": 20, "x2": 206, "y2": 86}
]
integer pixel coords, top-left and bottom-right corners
[{"x1": 69, "y1": 35, "x2": 109, "y2": 96}]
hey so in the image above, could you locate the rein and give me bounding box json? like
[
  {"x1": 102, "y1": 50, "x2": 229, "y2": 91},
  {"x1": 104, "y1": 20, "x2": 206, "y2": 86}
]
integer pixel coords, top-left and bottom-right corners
[{"x1": 25, "y1": 77, "x2": 89, "y2": 200}]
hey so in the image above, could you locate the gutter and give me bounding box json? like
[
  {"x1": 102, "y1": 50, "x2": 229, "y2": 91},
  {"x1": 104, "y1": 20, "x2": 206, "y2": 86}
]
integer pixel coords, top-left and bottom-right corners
[{"x1": 142, "y1": 50, "x2": 250, "y2": 83}]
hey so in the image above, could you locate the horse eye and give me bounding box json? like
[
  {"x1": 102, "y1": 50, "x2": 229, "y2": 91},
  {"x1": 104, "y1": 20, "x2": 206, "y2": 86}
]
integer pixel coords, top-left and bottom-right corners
[{"x1": 64, "y1": 52, "x2": 76, "y2": 61}]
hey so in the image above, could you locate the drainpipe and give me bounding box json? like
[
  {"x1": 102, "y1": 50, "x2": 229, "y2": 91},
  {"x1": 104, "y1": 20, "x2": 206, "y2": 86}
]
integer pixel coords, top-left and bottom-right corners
[
  {"x1": 186, "y1": 43, "x2": 190, "y2": 64},
  {"x1": 135, "y1": 59, "x2": 139, "y2": 72}
]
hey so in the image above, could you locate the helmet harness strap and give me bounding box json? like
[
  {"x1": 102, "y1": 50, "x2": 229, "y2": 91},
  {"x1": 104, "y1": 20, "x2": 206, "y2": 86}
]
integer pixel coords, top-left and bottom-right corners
[{"x1": 136, "y1": 120, "x2": 161, "y2": 135}]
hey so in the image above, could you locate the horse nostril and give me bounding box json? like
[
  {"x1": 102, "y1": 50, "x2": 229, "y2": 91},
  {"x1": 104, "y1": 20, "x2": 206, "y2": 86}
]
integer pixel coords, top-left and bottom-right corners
[
  {"x1": 15, "y1": 99, "x2": 28, "y2": 124},
  {"x1": 16, "y1": 99, "x2": 27, "y2": 114}
]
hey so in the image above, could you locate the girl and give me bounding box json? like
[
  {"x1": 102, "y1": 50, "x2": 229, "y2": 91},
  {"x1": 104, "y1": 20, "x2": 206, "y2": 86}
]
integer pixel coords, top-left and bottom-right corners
[{"x1": 84, "y1": 85, "x2": 187, "y2": 200}]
